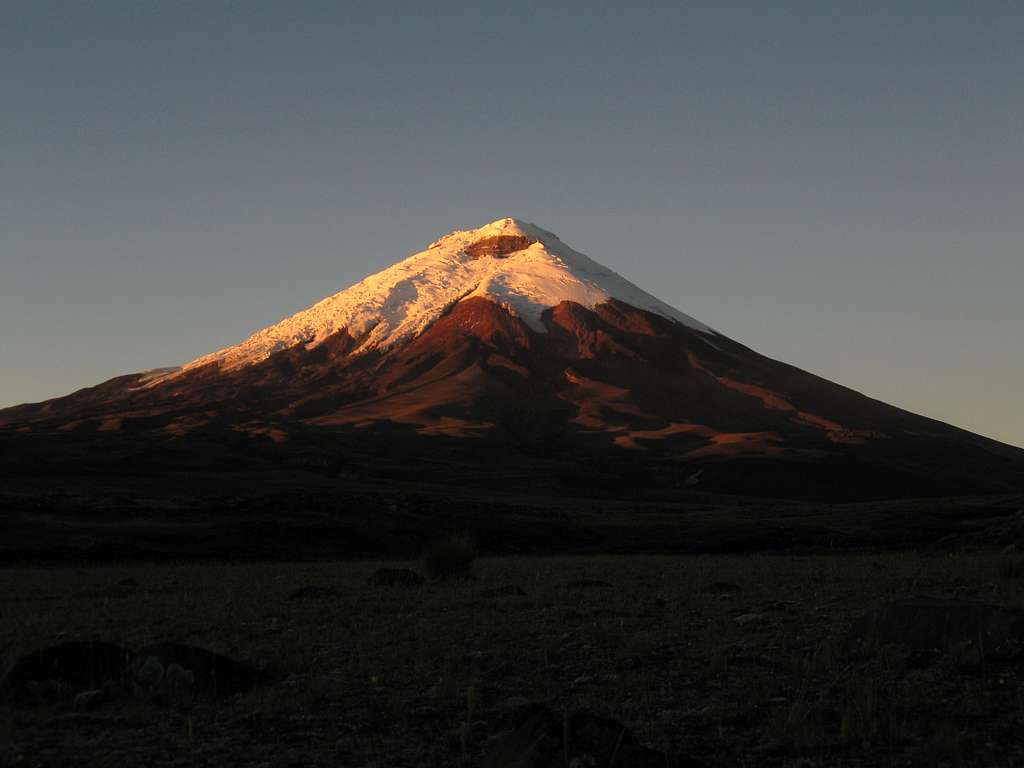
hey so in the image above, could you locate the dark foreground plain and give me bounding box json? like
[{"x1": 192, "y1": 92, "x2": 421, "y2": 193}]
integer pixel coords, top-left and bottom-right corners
[
  {"x1": 3, "y1": 468, "x2": 1024, "y2": 561},
  {"x1": 4, "y1": 549, "x2": 1024, "y2": 767}
]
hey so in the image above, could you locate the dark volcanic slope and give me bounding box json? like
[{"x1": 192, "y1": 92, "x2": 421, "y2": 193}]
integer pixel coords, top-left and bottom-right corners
[{"x1": 2, "y1": 296, "x2": 1022, "y2": 500}]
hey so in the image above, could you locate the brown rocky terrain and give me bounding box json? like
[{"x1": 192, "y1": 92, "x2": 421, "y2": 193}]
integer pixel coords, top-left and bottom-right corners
[{"x1": 3, "y1": 295, "x2": 1022, "y2": 502}]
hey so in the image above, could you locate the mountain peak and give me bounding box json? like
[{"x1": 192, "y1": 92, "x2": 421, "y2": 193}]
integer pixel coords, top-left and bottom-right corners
[
  {"x1": 167, "y1": 218, "x2": 713, "y2": 377},
  {"x1": 480, "y1": 216, "x2": 537, "y2": 233},
  {"x1": 6, "y1": 216, "x2": 1023, "y2": 502},
  {"x1": 428, "y1": 217, "x2": 559, "y2": 251}
]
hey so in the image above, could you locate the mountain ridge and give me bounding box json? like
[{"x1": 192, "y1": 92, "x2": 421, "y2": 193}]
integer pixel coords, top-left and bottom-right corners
[{"x1": 2, "y1": 217, "x2": 1023, "y2": 500}]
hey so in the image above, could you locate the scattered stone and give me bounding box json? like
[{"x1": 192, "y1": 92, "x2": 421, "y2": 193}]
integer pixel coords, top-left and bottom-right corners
[
  {"x1": 367, "y1": 567, "x2": 425, "y2": 588},
  {"x1": 480, "y1": 584, "x2": 527, "y2": 598},
  {"x1": 701, "y1": 581, "x2": 742, "y2": 595},
  {"x1": 481, "y1": 704, "x2": 702, "y2": 767},
  {"x1": 134, "y1": 643, "x2": 263, "y2": 700},
  {"x1": 566, "y1": 579, "x2": 613, "y2": 589},
  {"x1": 1, "y1": 642, "x2": 132, "y2": 703},
  {"x1": 286, "y1": 585, "x2": 339, "y2": 600},
  {"x1": 848, "y1": 597, "x2": 1024, "y2": 661},
  {"x1": 73, "y1": 689, "x2": 105, "y2": 711}
]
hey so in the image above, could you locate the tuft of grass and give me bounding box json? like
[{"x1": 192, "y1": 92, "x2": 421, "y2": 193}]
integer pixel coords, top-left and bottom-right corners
[
  {"x1": 998, "y1": 556, "x2": 1024, "y2": 580},
  {"x1": 424, "y1": 534, "x2": 477, "y2": 581},
  {"x1": 928, "y1": 719, "x2": 971, "y2": 765}
]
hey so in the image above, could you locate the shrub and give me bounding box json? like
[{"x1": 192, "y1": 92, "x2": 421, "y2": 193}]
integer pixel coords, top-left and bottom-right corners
[{"x1": 424, "y1": 534, "x2": 477, "y2": 581}]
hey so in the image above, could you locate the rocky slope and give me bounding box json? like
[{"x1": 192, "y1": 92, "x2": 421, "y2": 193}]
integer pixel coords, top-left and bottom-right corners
[{"x1": 3, "y1": 218, "x2": 1022, "y2": 499}]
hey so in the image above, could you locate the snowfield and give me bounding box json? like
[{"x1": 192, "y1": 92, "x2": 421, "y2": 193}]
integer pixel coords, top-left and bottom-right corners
[{"x1": 164, "y1": 218, "x2": 715, "y2": 378}]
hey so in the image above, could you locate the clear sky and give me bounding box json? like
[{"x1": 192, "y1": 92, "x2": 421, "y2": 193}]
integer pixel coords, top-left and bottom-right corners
[{"x1": 2, "y1": 2, "x2": 1021, "y2": 447}]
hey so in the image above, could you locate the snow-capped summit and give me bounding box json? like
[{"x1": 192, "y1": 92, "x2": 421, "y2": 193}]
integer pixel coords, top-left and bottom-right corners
[{"x1": 175, "y1": 217, "x2": 713, "y2": 375}]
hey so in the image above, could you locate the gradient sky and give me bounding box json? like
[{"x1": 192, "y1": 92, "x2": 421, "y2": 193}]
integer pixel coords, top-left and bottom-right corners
[{"x1": 2, "y1": 1, "x2": 1022, "y2": 447}]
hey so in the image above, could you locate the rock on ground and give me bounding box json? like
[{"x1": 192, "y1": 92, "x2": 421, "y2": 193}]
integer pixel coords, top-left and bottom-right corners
[
  {"x1": 1, "y1": 641, "x2": 132, "y2": 702},
  {"x1": 133, "y1": 643, "x2": 263, "y2": 700}
]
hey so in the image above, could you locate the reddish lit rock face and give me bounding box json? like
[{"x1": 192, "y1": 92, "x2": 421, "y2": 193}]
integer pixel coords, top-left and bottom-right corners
[
  {"x1": 4, "y1": 293, "x2": 1023, "y2": 500},
  {"x1": 463, "y1": 235, "x2": 537, "y2": 259},
  {"x1": 0, "y1": 294, "x2": 980, "y2": 449}
]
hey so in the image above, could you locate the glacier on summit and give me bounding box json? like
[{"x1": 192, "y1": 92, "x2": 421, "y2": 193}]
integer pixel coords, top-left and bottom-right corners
[{"x1": 166, "y1": 218, "x2": 715, "y2": 378}]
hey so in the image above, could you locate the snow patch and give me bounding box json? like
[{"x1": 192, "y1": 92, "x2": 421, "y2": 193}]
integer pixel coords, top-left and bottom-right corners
[{"x1": 133, "y1": 366, "x2": 182, "y2": 388}]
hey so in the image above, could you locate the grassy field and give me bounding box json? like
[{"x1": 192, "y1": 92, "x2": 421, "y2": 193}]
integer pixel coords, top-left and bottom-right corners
[{"x1": 3, "y1": 550, "x2": 1024, "y2": 766}]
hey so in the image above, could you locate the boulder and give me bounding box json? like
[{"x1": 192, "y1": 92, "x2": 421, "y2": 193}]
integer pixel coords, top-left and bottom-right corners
[
  {"x1": 133, "y1": 643, "x2": 263, "y2": 700},
  {"x1": 1, "y1": 641, "x2": 132, "y2": 703}
]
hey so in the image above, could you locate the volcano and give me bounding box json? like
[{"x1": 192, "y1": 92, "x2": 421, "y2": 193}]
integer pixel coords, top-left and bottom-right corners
[{"x1": 2, "y1": 217, "x2": 1022, "y2": 500}]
